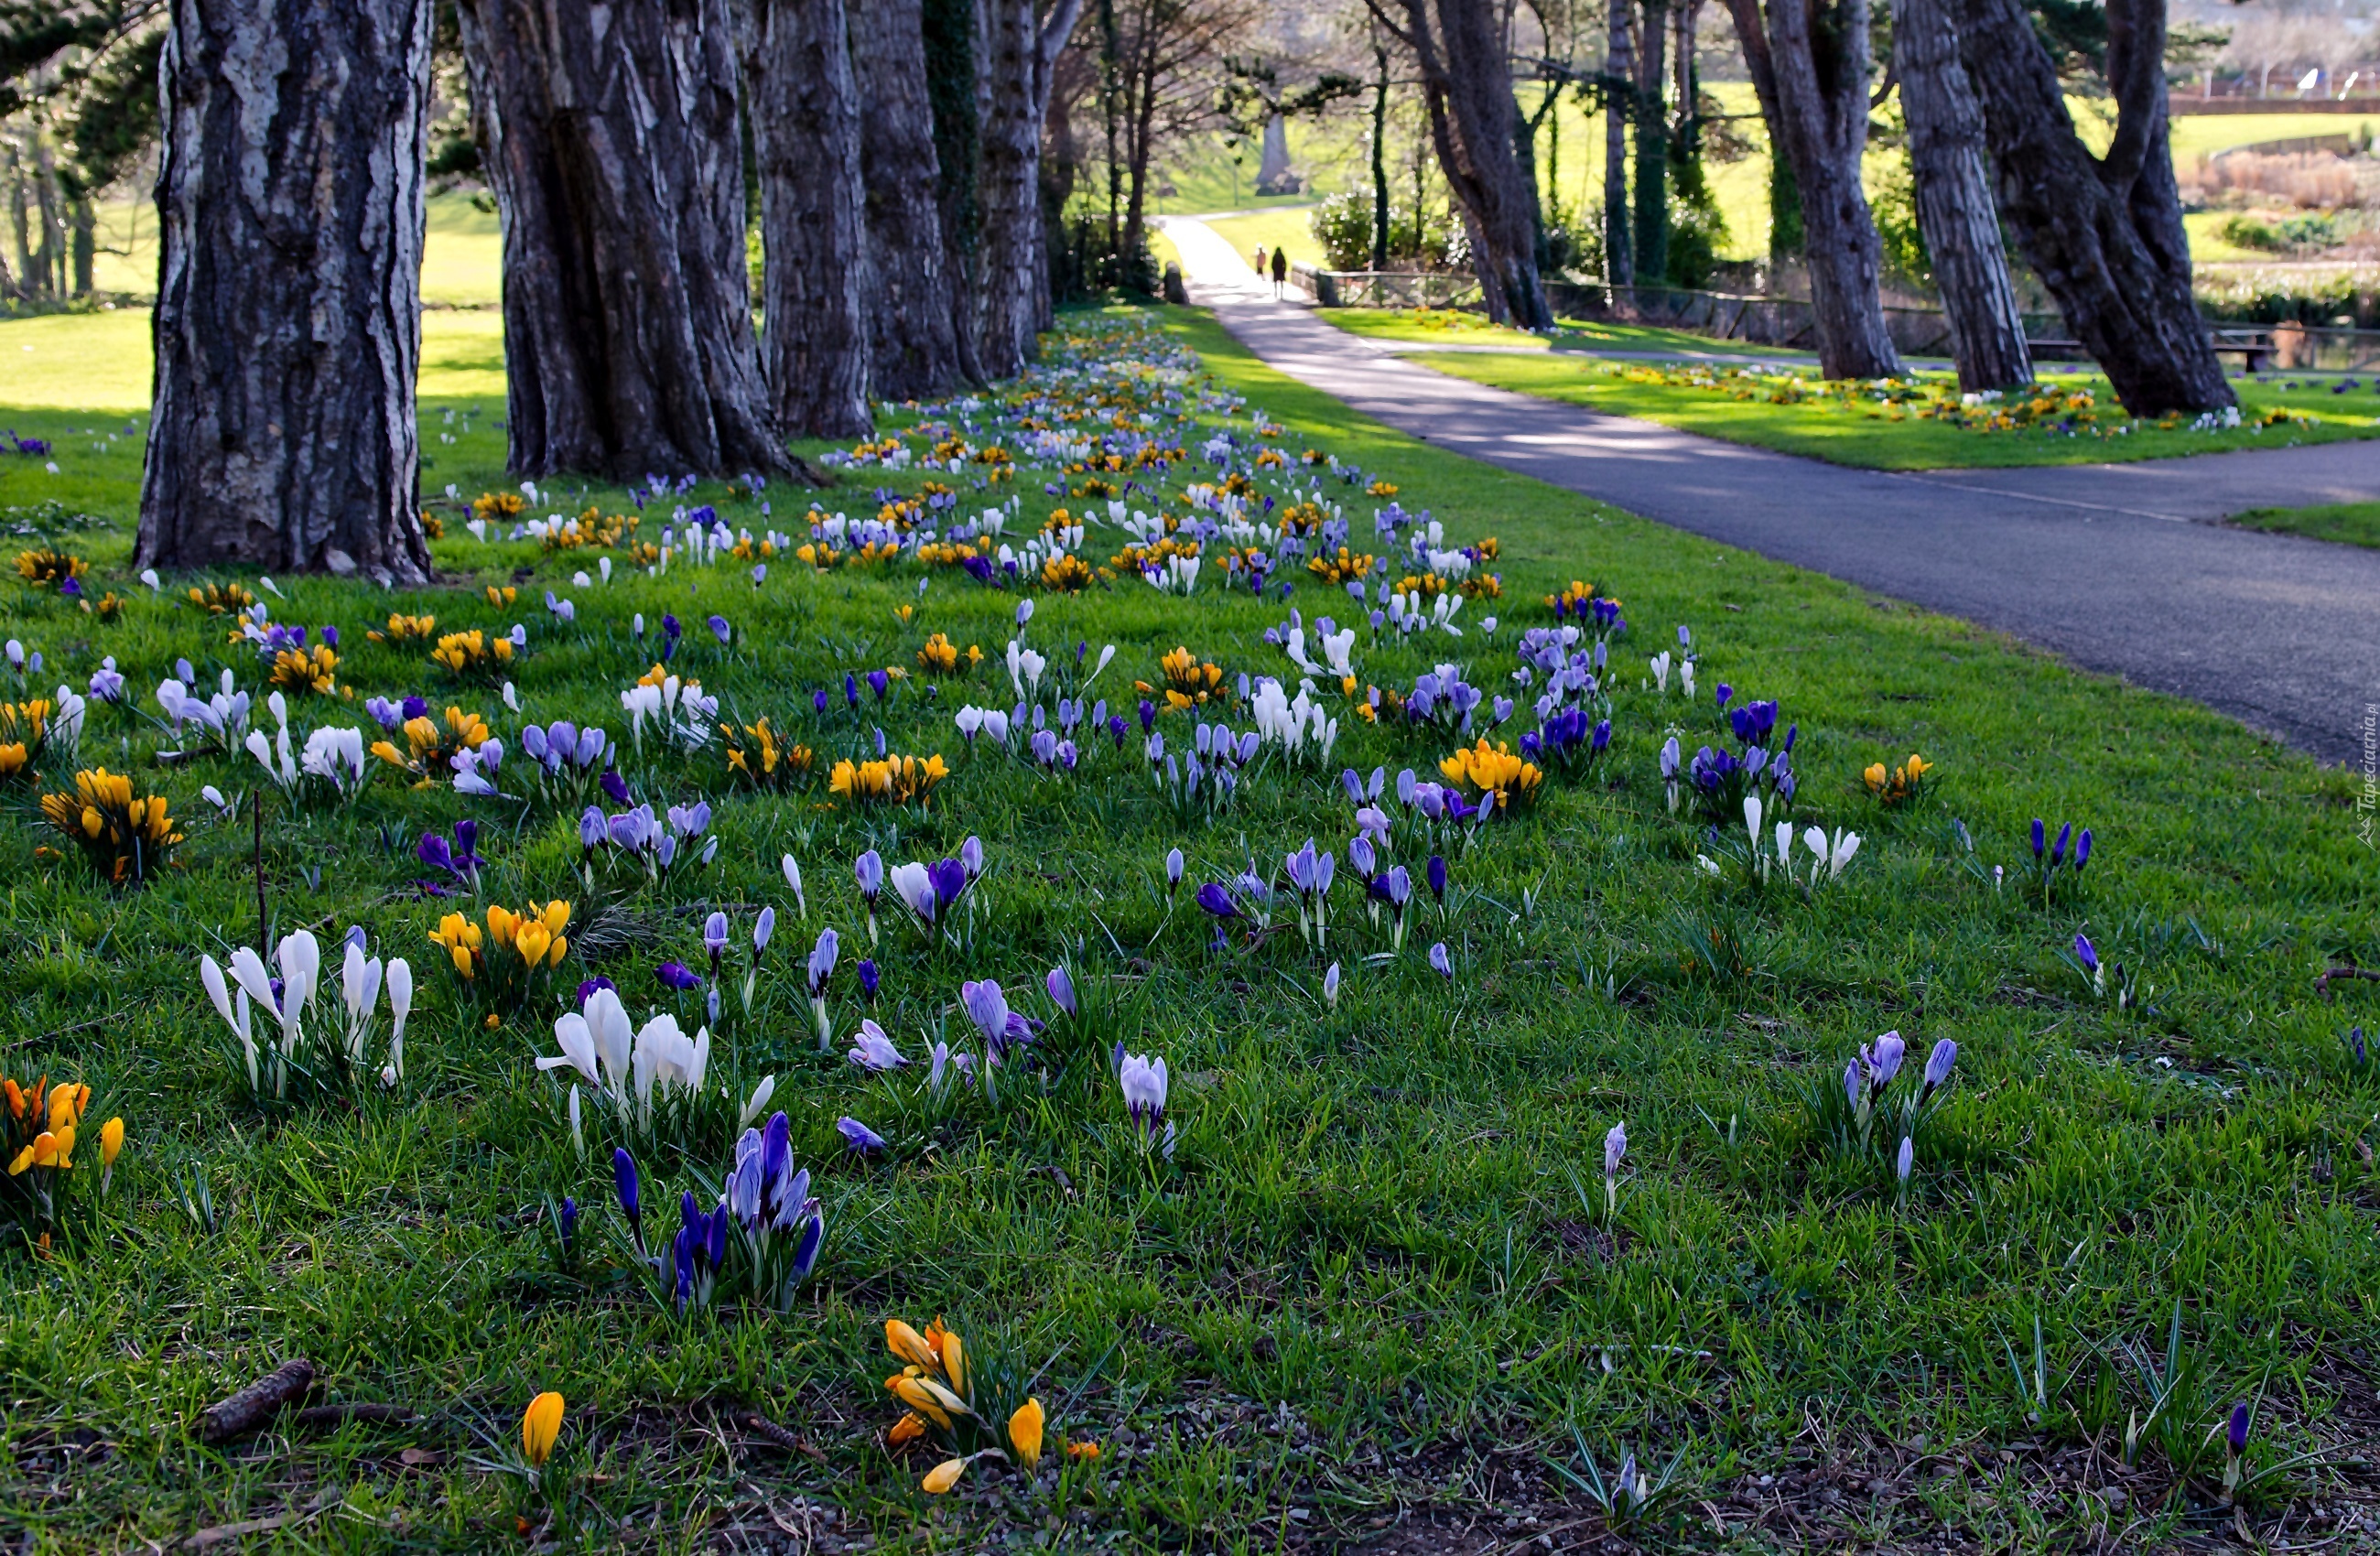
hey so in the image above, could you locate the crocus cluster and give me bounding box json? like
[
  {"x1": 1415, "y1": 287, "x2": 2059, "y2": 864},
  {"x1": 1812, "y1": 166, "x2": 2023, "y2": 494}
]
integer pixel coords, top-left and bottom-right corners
[
  {"x1": 3, "y1": 1071, "x2": 126, "y2": 1238},
  {"x1": 541, "y1": 984, "x2": 768, "y2": 1145},
  {"x1": 884, "y1": 837, "x2": 987, "y2": 936},
  {"x1": 1833, "y1": 1029, "x2": 1958, "y2": 1169},
  {"x1": 200, "y1": 926, "x2": 412, "y2": 1097},
  {"x1": 1678, "y1": 695, "x2": 1797, "y2": 827},
  {"x1": 517, "y1": 719, "x2": 611, "y2": 803},
  {"x1": 581, "y1": 798, "x2": 717, "y2": 882},
  {"x1": 2028, "y1": 818, "x2": 2093, "y2": 902},
  {"x1": 882, "y1": 1317, "x2": 1095, "y2": 1493}
]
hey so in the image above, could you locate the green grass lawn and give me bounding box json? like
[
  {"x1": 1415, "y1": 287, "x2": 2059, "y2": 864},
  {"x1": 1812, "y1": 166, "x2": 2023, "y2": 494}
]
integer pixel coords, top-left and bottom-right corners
[
  {"x1": 2229, "y1": 499, "x2": 2380, "y2": 547},
  {"x1": 1198, "y1": 208, "x2": 1325, "y2": 273},
  {"x1": 0, "y1": 305, "x2": 2372, "y2": 1551},
  {"x1": 1385, "y1": 345, "x2": 2380, "y2": 470}
]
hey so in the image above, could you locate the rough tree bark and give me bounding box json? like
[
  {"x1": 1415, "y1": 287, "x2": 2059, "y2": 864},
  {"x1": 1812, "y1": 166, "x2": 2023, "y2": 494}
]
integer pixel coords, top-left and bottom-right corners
[
  {"x1": 1024, "y1": 0, "x2": 1084, "y2": 335},
  {"x1": 923, "y1": 0, "x2": 985, "y2": 384},
  {"x1": 1633, "y1": 0, "x2": 1668, "y2": 286},
  {"x1": 1603, "y1": 0, "x2": 1632, "y2": 287},
  {"x1": 138, "y1": 0, "x2": 434, "y2": 585},
  {"x1": 454, "y1": 0, "x2": 793, "y2": 481},
  {"x1": 1372, "y1": 41, "x2": 1393, "y2": 269},
  {"x1": 741, "y1": 0, "x2": 871, "y2": 438},
  {"x1": 974, "y1": 0, "x2": 1037, "y2": 377},
  {"x1": 1949, "y1": 0, "x2": 2232, "y2": 413},
  {"x1": 1892, "y1": 0, "x2": 2032, "y2": 391},
  {"x1": 1369, "y1": 0, "x2": 1552, "y2": 330},
  {"x1": 1722, "y1": 0, "x2": 1903, "y2": 377},
  {"x1": 855, "y1": 0, "x2": 964, "y2": 400}
]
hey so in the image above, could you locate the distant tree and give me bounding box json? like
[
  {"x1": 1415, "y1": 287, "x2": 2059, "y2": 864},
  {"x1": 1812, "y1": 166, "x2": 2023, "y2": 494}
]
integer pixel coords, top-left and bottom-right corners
[
  {"x1": 1366, "y1": 0, "x2": 1552, "y2": 329},
  {"x1": 1951, "y1": 0, "x2": 2232, "y2": 413},
  {"x1": 453, "y1": 0, "x2": 795, "y2": 480},
  {"x1": 856, "y1": 0, "x2": 966, "y2": 398},
  {"x1": 137, "y1": 0, "x2": 435, "y2": 584},
  {"x1": 740, "y1": 0, "x2": 871, "y2": 438},
  {"x1": 1720, "y1": 0, "x2": 1904, "y2": 377},
  {"x1": 1892, "y1": 0, "x2": 2032, "y2": 391}
]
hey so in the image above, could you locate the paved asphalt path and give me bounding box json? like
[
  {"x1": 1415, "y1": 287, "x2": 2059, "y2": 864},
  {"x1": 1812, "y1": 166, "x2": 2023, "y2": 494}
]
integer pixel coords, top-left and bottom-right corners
[{"x1": 1158, "y1": 215, "x2": 2380, "y2": 763}]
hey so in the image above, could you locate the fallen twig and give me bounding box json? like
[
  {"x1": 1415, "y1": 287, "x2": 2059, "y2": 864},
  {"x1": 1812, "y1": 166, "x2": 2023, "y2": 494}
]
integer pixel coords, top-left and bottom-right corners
[
  {"x1": 740, "y1": 1411, "x2": 826, "y2": 1463},
  {"x1": 2317, "y1": 964, "x2": 2380, "y2": 999},
  {"x1": 200, "y1": 1358, "x2": 316, "y2": 1443}
]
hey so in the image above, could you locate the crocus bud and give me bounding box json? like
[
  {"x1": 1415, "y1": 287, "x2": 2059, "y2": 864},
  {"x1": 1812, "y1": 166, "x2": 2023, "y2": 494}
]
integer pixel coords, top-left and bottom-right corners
[{"x1": 1323, "y1": 962, "x2": 1341, "y2": 1007}]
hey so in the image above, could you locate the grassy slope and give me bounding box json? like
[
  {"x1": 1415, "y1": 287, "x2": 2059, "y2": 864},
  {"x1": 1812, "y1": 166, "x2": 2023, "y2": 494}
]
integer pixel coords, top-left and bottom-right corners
[
  {"x1": 0, "y1": 308, "x2": 2373, "y2": 1550},
  {"x1": 2230, "y1": 499, "x2": 2380, "y2": 547},
  {"x1": 1199, "y1": 209, "x2": 1325, "y2": 272}
]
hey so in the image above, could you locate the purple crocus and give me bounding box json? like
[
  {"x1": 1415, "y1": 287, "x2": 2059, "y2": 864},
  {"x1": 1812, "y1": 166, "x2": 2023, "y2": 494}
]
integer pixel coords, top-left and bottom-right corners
[
  {"x1": 1195, "y1": 881, "x2": 1240, "y2": 920},
  {"x1": 806, "y1": 928, "x2": 839, "y2": 997},
  {"x1": 2228, "y1": 1401, "x2": 2251, "y2": 1454},
  {"x1": 601, "y1": 769, "x2": 632, "y2": 805},
  {"x1": 1046, "y1": 965, "x2": 1077, "y2": 1019},
  {"x1": 857, "y1": 958, "x2": 880, "y2": 1002},
  {"x1": 2073, "y1": 933, "x2": 2097, "y2": 973},
  {"x1": 657, "y1": 960, "x2": 703, "y2": 992},
  {"x1": 1166, "y1": 848, "x2": 1185, "y2": 894},
  {"x1": 1427, "y1": 854, "x2": 1447, "y2": 904},
  {"x1": 1920, "y1": 1038, "x2": 1958, "y2": 1094},
  {"x1": 708, "y1": 613, "x2": 730, "y2": 644},
  {"x1": 614, "y1": 1147, "x2": 644, "y2": 1254},
  {"x1": 1428, "y1": 942, "x2": 1452, "y2": 978},
  {"x1": 2074, "y1": 828, "x2": 2093, "y2": 870},
  {"x1": 2030, "y1": 817, "x2": 2047, "y2": 859},
  {"x1": 576, "y1": 975, "x2": 616, "y2": 1008},
  {"x1": 838, "y1": 1116, "x2": 887, "y2": 1153}
]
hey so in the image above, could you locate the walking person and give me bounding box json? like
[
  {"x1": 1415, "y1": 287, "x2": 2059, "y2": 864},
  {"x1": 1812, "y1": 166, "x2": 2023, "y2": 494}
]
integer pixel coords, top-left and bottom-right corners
[
  {"x1": 1252, "y1": 245, "x2": 1267, "y2": 284},
  {"x1": 1271, "y1": 245, "x2": 1288, "y2": 298}
]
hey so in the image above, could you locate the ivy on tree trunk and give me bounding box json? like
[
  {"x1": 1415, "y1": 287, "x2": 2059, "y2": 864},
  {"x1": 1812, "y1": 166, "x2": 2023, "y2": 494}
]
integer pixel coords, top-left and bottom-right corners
[
  {"x1": 1950, "y1": 0, "x2": 2232, "y2": 414},
  {"x1": 454, "y1": 0, "x2": 792, "y2": 481},
  {"x1": 138, "y1": 0, "x2": 435, "y2": 585}
]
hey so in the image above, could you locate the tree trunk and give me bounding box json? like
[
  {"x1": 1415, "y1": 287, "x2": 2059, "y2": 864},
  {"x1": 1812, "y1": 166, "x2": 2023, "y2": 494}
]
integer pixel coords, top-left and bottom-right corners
[
  {"x1": 1372, "y1": 42, "x2": 1393, "y2": 269},
  {"x1": 1633, "y1": 0, "x2": 1668, "y2": 286},
  {"x1": 1603, "y1": 0, "x2": 1632, "y2": 286},
  {"x1": 1722, "y1": 0, "x2": 1903, "y2": 377},
  {"x1": 1766, "y1": 135, "x2": 1801, "y2": 276},
  {"x1": 1893, "y1": 0, "x2": 2032, "y2": 391},
  {"x1": 137, "y1": 0, "x2": 434, "y2": 585},
  {"x1": 69, "y1": 193, "x2": 93, "y2": 295},
  {"x1": 855, "y1": 0, "x2": 963, "y2": 400},
  {"x1": 741, "y1": 0, "x2": 871, "y2": 438},
  {"x1": 1024, "y1": 0, "x2": 1083, "y2": 331},
  {"x1": 1378, "y1": 0, "x2": 1552, "y2": 330},
  {"x1": 974, "y1": 0, "x2": 1036, "y2": 373},
  {"x1": 1949, "y1": 0, "x2": 2232, "y2": 413},
  {"x1": 454, "y1": 0, "x2": 792, "y2": 481},
  {"x1": 1257, "y1": 113, "x2": 1294, "y2": 193},
  {"x1": 923, "y1": 0, "x2": 985, "y2": 384}
]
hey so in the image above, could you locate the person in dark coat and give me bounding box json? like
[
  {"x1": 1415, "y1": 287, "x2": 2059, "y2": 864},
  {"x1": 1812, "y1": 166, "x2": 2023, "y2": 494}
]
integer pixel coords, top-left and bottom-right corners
[{"x1": 1271, "y1": 245, "x2": 1288, "y2": 297}]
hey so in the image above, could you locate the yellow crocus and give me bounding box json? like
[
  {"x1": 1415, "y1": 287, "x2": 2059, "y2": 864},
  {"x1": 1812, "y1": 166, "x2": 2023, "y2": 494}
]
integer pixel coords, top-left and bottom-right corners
[
  {"x1": 939, "y1": 1330, "x2": 966, "y2": 1399},
  {"x1": 921, "y1": 1457, "x2": 967, "y2": 1494},
  {"x1": 514, "y1": 924, "x2": 551, "y2": 968},
  {"x1": 522, "y1": 1390, "x2": 564, "y2": 1466},
  {"x1": 887, "y1": 1318, "x2": 938, "y2": 1370},
  {"x1": 1008, "y1": 1399, "x2": 1044, "y2": 1467},
  {"x1": 890, "y1": 1375, "x2": 954, "y2": 1429},
  {"x1": 99, "y1": 1116, "x2": 124, "y2": 1190}
]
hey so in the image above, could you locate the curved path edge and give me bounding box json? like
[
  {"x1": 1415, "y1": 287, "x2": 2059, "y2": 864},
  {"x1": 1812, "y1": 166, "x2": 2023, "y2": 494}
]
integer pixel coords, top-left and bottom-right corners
[{"x1": 1157, "y1": 214, "x2": 2380, "y2": 765}]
